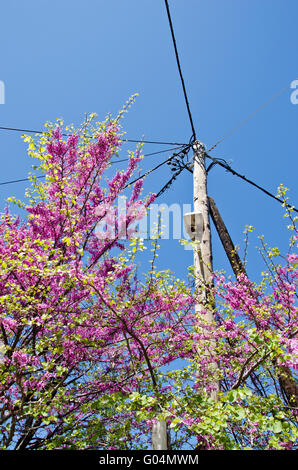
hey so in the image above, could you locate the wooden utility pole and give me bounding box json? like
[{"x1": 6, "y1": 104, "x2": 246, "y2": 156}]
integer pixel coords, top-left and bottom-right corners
[
  {"x1": 152, "y1": 142, "x2": 221, "y2": 449},
  {"x1": 152, "y1": 420, "x2": 168, "y2": 450},
  {"x1": 208, "y1": 196, "x2": 246, "y2": 278},
  {"x1": 193, "y1": 141, "x2": 213, "y2": 307},
  {"x1": 192, "y1": 141, "x2": 219, "y2": 402}
]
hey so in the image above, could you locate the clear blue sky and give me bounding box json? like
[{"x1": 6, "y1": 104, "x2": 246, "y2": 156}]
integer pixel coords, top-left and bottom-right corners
[{"x1": 0, "y1": 0, "x2": 297, "y2": 282}]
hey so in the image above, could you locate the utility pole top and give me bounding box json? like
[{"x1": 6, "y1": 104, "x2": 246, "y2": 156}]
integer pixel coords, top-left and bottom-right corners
[{"x1": 192, "y1": 140, "x2": 206, "y2": 155}]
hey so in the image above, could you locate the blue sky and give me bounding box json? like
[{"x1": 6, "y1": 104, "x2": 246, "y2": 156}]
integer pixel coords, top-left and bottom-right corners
[{"x1": 0, "y1": 0, "x2": 297, "y2": 283}]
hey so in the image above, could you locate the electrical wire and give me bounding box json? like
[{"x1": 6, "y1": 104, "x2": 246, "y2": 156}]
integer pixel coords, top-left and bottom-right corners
[
  {"x1": 155, "y1": 164, "x2": 186, "y2": 199},
  {"x1": 0, "y1": 175, "x2": 45, "y2": 186},
  {"x1": 164, "y1": 0, "x2": 197, "y2": 141},
  {"x1": 126, "y1": 145, "x2": 192, "y2": 199},
  {"x1": 0, "y1": 125, "x2": 187, "y2": 146},
  {"x1": 113, "y1": 145, "x2": 187, "y2": 164},
  {"x1": 121, "y1": 138, "x2": 187, "y2": 146},
  {"x1": 125, "y1": 145, "x2": 190, "y2": 189},
  {"x1": 154, "y1": 147, "x2": 192, "y2": 198},
  {"x1": 0, "y1": 145, "x2": 190, "y2": 188},
  {"x1": 207, "y1": 83, "x2": 290, "y2": 153},
  {"x1": 201, "y1": 152, "x2": 298, "y2": 214}
]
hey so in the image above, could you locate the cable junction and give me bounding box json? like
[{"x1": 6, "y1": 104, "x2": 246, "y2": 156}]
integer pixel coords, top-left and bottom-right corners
[{"x1": 125, "y1": 145, "x2": 191, "y2": 189}]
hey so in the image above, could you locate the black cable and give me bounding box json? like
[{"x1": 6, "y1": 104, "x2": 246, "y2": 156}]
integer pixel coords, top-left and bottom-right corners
[
  {"x1": 154, "y1": 149, "x2": 192, "y2": 199},
  {"x1": 0, "y1": 146, "x2": 190, "y2": 188},
  {"x1": 124, "y1": 145, "x2": 190, "y2": 189},
  {"x1": 203, "y1": 153, "x2": 298, "y2": 214},
  {"x1": 155, "y1": 165, "x2": 185, "y2": 199},
  {"x1": 0, "y1": 125, "x2": 187, "y2": 146},
  {"x1": 121, "y1": 138, "x2": 187, "y2": 146},
  {"x1": 164, "y1": 0, "x2": 197, "y2": 141},
  {"x1": 113, "y1": 145, "x2": 187, "y2": 164},
  {"x1": 155, "y1": 158, "x2": 192, "y2": 199},
  {"x1": 0, "y1": 175, "x2": 45, "y2": 186}
]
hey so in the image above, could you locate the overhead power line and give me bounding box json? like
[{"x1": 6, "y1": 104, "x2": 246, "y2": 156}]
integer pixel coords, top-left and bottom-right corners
[
  {"x1": 0, "y1": 145, "x2": 190, "y2": 188},
  {"x1": 207, "y1": 83, "x2": 290, "y2": 153},
  {"x1": 155, "y1": 163, "x2": 186, "y2": 199},
  {"x1": 115, "y1": 145, "x2": 187, "y2": 163},
  {"x1": 201, "y1": 153, "x2": 298, "y2": 214},
  {"x1": 0, "y1": 125, "x2": 187, "y2": 146},
  {"x1": 0, "y1": 175, "x2": 45, "y2": 186},
  {"x1": 124, "y1": 157, "x2": 175, "y2": 190},
  {"x1": 164, "y1": 0, "x2": 197, "y2": 141},
  {"x1": 154, "y1": 147, "x2": 192, "y2": 198},
  {"x1": 121, "y1": 138, "x2": 187, "y2": 146},
  {"x1": 125, "y1": 145, "x2": 190, "y2": 189}
]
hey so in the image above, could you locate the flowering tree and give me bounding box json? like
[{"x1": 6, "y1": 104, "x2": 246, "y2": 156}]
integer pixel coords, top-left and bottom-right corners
[
  {"x1": 0, "y1": 106, "x2": 195, "y2": 449},
  {"x1": 0, "y1": 105, "x2": 297, "y2": 450}
]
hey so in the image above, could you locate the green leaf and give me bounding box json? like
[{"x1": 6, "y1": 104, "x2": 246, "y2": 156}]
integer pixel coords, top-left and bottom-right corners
[{"x1": 271, "y1": 421, "x2": 283, "y2": 434}]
